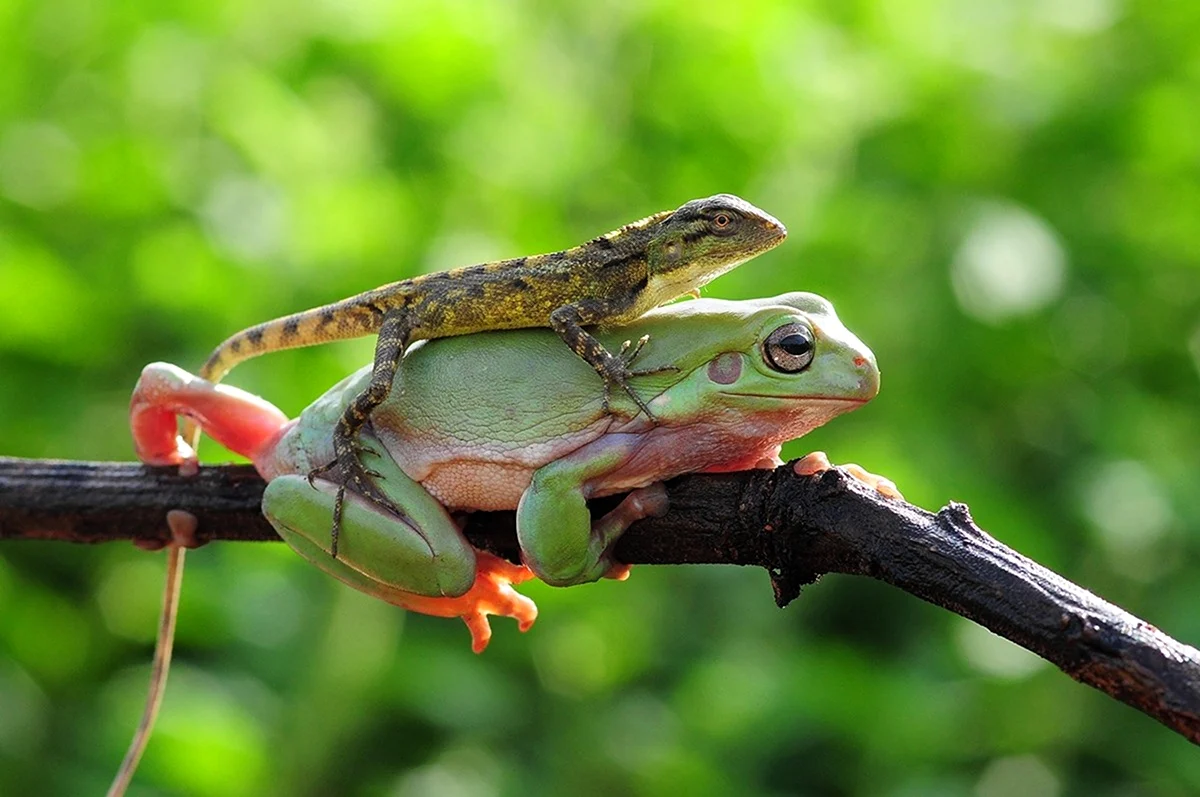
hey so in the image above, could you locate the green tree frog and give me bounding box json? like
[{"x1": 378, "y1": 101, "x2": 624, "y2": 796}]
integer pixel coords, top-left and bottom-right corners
[{"x1": 130, "y1": 293, "x2": 881, "y2": 651}]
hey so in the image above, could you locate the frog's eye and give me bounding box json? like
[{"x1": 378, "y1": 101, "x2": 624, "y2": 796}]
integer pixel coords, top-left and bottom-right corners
[
  {"x1": 711, "y1": 211, "x2": 739, "y2": 236},
  {"x1": 763, "y1": 322, "x2": 815, "y2": 373}
]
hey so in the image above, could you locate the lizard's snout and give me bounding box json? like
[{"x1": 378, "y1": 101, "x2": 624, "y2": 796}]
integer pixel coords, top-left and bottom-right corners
[{"x1": 761, "y1": 214, "x2": 787, "y2": 239}]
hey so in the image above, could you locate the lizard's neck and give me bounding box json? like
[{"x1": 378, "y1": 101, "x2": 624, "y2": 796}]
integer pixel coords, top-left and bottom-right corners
[{"x1": 577, "y1": 211, "x2": 667, "y2": 261}]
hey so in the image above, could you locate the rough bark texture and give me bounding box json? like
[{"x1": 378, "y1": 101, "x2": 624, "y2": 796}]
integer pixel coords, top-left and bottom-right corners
[{"x1": 2, "y1": 455, "x2": 1198, "y2": 744}]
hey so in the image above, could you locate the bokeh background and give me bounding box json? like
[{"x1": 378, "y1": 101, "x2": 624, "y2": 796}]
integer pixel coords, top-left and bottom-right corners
[{"x1": 2, "y1": 1, "x2": 1199, "y2": 794}]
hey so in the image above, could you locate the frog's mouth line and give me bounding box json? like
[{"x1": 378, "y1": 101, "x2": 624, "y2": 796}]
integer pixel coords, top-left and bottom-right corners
[{"x1": 718, "y1": 393, "x2": 870, "y2": 403}]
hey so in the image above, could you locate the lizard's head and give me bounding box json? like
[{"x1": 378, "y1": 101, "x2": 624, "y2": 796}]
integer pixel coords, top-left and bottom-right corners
[{"x1": 646, "y1": 194, "x2": 787, "y2": 284}]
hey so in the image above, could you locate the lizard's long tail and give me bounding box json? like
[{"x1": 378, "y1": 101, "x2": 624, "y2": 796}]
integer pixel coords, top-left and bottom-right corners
[
  {"x1": 107, "y1": 535, "x2": 187, "y2": 797},
  {"x1": 188, "y1": 282, "x2": 412, "y2": 451},
  {"x1": 198, "y1": 282, "x2": 413, "y2": 385}
]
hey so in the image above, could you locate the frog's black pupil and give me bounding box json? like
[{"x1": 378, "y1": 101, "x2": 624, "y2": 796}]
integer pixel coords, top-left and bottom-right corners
[{"x1": 780, "y1": 335, "x2": 812, "y2": 355}]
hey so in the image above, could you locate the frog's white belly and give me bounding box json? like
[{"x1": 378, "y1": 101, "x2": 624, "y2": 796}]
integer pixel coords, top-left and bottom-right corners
[
  {"x1": 387, "y1": 415, "x2": 796, "y2": 513},
  {"x1": 419, "y1": 460, "x2": 537, "y2": 511},
  {"x1": 375, "y1": 417, "x2": 616, "y2": 511}
]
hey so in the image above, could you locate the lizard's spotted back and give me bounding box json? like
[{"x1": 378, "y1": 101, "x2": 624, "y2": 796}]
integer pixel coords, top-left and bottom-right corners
[{"x1": 200, "y1": 195, "x2": 783, "y2": 384}]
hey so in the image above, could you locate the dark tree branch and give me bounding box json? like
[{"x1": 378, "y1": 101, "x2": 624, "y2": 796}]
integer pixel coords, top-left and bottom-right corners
[{"x1": 2, "y1": 455, "x2": 1199, "y2": 744}]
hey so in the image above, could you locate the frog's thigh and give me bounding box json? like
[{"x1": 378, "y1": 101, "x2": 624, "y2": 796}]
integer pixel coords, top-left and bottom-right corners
[
  {"x1": 264, "y1": 461, "x2": 475, "y2": 599},
  {"x1": 516, "y1": 435, "x2": 653, "y2": 587}
]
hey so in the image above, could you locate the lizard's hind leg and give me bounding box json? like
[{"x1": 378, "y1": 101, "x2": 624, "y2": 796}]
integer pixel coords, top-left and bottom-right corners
[{"x1": 310, "y1": 311, "x2": 417, "y2": 557}]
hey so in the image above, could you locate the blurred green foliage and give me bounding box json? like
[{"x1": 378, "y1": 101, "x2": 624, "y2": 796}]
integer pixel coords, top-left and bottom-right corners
[{"x1": 1, "y1": 0, "x2": 1199, "y2": 794}]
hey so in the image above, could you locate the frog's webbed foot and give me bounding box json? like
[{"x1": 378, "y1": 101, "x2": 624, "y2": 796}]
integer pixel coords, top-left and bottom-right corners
[
  {"x1": 268, "y1": 467, "x2": 531, "y2": 652},
  {"x1": 401, "y1": 552, "x2": 539, "y2": 653},
  {"x1": 793, "y1": 451, "x2": 903, "y2": 500},
  {"x1": 598, "y1": 335, "x2": 681, "y2": 422}
]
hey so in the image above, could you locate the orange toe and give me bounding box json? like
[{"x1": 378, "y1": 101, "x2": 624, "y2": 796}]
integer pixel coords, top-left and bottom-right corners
[
  {"x1": 795, "y1": 452, "x2": 903, "y2": 500},
  {"x1": 395, "y1": 551, "x2": 538, "y2": 653},
  {"x1": 479, "y1": 551, "x2": 537, "y2": 585},
  {"x1": 793, "y1": 451, "x2": 833, "y2": 477},
  {"x1": 604, "y1": 562, "x2": 633, "y2": 581},
  {"x1": 840, "y1": 463, "x2": 904, "y2": 500}
]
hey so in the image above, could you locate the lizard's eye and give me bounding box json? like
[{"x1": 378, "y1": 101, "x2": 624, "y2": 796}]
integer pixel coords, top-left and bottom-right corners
[
  {"x1": 711, "y1": 212, "x2": 738, "y2": 236},
  {"x1": 763, "y1": 322, "x2": 815, "y2": 373}
]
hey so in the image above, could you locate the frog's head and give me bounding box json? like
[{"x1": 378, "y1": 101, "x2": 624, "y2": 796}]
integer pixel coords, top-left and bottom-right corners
[
  {"x1": 634, "y1": 293, "x2": 879, "y2": 444},
  {"x1": 645, "y1": 194, "x2": 787, "y2": 291}
]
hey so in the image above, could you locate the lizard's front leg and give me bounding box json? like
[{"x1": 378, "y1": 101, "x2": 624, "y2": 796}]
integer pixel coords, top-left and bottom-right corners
[
  {"x1": 549, "y1": 302, "x2": 675, "y2": 421},
  {"x1": 313, "y1": 310, "x2": 416, "y2": 557}
]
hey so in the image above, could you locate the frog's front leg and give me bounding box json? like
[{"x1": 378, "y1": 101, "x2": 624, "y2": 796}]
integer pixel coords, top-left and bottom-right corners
[
  {"x1": 265, "y1": 438, "x2": 536, "y2": 652},
  {"x1": 516, "y1": 436, "x2": 670, "y2": 587},
  {"x1": 794, "y1": 451, "x2": 903, "y2": 499}
]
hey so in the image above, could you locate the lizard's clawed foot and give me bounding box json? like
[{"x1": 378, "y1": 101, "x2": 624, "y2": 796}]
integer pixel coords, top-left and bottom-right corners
[
  {"x1": 311, "y1": 438, "x2": 412, "y2": 559},
  {"x1": 400, "y1": 552, "x2": 538, "y2": 653},
  {"x1": 794, "y1": 451, "x2": 903, "y2": 500},
  {"x1": 617, "y1": 334, "x2": 654, "y2": 367},
  {"x1": 622, "y1": 335, "x2": 682, "y2": 380},
  {"x1": 599, "y1": 335, "x2": 680, "y2": 423},
  {"x1": 306, "y1": 439, "x2": 380, "y2": 485}
]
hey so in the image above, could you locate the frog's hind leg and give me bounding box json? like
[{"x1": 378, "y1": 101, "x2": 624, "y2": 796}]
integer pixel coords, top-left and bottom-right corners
[
  {"x1": 265, "y1": 439, "x2": 536, "y2": 653},
  {"x1": 131, "y1": 362, "x2": 290, "y2": 468}
]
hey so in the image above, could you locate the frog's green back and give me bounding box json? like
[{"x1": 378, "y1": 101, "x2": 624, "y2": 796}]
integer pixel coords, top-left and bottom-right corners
[
  {"x1": 284, "y1": 292, "x2": 868, "y2": 464},
  {"x1": 384, "y1": 327, "x2": 611, "y2": 445},
  {"x1": 377, "y1": 294, "x2": 830, "y2": 441}
]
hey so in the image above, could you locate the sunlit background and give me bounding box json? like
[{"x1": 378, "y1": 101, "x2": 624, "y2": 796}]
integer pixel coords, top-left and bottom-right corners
[{"x1": 2, "y1": 1, "x2": 1199, "y2": 794}]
